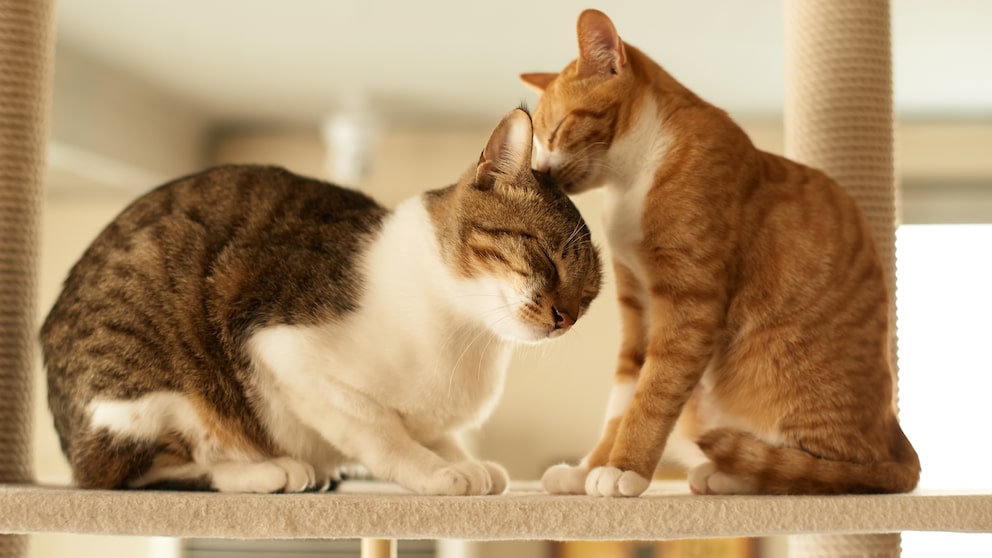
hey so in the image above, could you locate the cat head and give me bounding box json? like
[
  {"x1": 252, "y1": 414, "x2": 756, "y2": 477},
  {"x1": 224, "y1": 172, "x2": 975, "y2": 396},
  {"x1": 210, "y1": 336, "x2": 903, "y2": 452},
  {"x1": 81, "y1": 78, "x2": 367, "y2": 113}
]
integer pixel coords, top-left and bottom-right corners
[
  {"x1": 430, "y1": 107, "x2": 602, "y2": 344},
  {"x1": 520, "y1": 9, "x2": 650, "y2": 195}
]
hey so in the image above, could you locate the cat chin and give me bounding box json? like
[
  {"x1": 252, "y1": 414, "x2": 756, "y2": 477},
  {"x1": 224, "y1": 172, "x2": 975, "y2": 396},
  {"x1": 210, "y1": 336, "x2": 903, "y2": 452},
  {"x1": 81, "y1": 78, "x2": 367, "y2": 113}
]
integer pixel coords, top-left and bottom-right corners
[
  {"x1": 490, "y1": 323, "x2": 555, "y2": 345},
  {"x1": 504, "y1": 335, "x2": 552, "y2": 347}
]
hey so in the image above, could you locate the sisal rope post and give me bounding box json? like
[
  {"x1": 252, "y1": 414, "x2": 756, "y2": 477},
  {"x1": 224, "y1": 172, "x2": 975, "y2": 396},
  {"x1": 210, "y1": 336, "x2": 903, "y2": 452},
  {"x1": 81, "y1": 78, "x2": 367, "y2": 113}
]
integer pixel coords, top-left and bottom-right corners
[
  {"x1": 784, "y1": 0, "x2": 901, "y2": 556},
  {"x1": 0, "y1": 0, "x2": 56, "y2": 556}
]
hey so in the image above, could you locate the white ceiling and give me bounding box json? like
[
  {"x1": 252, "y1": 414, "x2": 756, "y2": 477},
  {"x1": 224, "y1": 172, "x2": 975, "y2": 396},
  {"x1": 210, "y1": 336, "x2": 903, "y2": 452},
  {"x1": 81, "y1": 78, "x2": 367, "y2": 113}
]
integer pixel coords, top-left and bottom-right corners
[{"x1": 54, "y1": 0, "x2": 992, "y2": 128}]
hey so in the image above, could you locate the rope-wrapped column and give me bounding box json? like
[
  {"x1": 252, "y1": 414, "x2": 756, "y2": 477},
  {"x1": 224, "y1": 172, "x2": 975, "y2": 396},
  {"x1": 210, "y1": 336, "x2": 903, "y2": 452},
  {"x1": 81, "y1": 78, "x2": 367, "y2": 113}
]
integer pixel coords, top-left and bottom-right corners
[
  {"x1": 784, "y1": 0, "x2": 900, "y2": 556},
  {"x1": 0, "y1": 0, "x2": 56, "y2": 556}
]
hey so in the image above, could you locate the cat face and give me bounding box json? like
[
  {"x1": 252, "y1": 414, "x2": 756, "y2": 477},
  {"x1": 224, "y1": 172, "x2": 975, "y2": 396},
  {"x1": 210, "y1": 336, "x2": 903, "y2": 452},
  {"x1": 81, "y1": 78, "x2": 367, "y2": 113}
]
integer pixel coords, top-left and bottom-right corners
[
  {"x1": 521, "y1": 9, "x2": 639, "y2": 195},
  {"x1": 434, "y1": 109, "x2": 602, "y2": 344}
]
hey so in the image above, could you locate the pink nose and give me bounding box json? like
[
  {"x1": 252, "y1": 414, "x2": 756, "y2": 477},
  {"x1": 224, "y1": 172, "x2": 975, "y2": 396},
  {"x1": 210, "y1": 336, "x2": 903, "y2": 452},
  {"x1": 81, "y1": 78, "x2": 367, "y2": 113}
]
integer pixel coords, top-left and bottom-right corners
[
  {"x1": 552, "y1": 306, "x2": 574, "y2": 329},
  {"x1": 535, "y1": 161, "x2": 551, "y2": 174}
]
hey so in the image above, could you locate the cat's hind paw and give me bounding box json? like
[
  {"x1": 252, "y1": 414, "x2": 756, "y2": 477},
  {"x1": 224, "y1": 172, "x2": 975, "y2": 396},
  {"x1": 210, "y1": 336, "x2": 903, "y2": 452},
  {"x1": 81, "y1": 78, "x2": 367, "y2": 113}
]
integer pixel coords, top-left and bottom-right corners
[
  {"x1": 687, "y1": 461, "x2": 756, "y2": 495},
  {"x1": 585, "y1": 466, "x2": 649, "y2": 497},
  {"x1": 541, "y1": 463, "x2": 588, "y2": 494},
  {"x1": 422, "y1": 460, "x2": 495, "y2": 496}
]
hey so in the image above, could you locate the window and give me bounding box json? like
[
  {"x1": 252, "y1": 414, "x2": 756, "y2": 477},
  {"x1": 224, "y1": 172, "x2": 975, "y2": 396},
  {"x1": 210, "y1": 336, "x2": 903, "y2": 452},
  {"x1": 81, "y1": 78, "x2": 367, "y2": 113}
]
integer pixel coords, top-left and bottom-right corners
[{"x1": 896, "y1": 220, "x2": 992, "y2": 555}]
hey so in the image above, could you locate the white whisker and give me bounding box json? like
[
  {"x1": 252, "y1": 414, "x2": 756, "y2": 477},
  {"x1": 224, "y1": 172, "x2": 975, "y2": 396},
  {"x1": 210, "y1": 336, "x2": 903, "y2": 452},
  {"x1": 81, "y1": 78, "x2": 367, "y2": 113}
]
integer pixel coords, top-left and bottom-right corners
[{"x1": 477, "y1": 331, "x2": 500, "y2": 383}]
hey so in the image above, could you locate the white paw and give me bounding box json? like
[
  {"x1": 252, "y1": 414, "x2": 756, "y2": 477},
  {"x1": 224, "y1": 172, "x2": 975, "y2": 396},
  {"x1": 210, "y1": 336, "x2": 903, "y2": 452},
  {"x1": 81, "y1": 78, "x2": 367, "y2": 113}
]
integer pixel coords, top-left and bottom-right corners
[
  {"x1": 421, "y1": 460, "x2": 493, "y2": 496},
  {"x1": 687, "y1": 461, "x2": 755, "y2": 495},
  {"x1": 271, "y1": 456, "x2": 317, "y2": 492},
  {"x1": 481, "y1": 461, "x2": 510, "y2": 495},
  {"x1": 585, "y1": 466, "x2": 650, "y2": 497},
  {"x1": 211, "y1": 458, "x2": 316, "y2": 493},
  {"x1": 541, "y1": 463, "x2": 589, "y2": 494}
]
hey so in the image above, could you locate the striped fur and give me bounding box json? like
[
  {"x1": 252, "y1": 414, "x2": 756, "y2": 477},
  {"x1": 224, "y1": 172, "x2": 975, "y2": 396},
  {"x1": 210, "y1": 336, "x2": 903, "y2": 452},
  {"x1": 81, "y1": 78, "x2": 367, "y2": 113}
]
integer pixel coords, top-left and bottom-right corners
[{"x1": 526, "y1": 10, "x2": 919, "y2": 496}]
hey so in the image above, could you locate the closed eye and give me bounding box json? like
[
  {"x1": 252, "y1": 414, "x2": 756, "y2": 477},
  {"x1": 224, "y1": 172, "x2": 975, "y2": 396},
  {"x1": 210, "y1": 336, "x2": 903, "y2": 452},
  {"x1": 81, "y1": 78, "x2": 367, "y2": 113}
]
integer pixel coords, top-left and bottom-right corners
[
  {"x1": 542, "y1": 251, "x2": 563, "y2": 286},
  {"x1": 548, "y1": 118, "x2": 566, "y2": 148}
]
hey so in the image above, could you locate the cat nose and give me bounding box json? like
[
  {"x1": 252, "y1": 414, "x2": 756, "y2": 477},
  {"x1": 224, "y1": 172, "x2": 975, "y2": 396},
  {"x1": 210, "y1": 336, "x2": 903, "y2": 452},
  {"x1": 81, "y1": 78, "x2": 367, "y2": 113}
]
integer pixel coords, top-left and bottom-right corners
[
  {"x1": 536, "y1": 161, "x2": 551, "y2": 174},
  {"x1": 551, "y1": 306, "x2": 575, "y2": 330}
]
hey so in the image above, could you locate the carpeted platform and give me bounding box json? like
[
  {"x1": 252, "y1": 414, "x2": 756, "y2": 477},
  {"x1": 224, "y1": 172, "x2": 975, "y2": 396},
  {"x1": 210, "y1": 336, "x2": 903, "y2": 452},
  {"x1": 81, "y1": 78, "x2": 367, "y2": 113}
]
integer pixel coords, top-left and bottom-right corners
[{"x1": 2, "y1": 481, "x2": 990, "y2": 541}]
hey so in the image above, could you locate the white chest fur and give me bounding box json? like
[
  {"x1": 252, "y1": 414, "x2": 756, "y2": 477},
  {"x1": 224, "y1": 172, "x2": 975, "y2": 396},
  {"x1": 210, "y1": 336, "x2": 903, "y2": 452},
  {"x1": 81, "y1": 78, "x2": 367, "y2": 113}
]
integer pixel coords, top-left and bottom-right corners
[
  {"x1": 601, "y1": 96, "x2": 670, "y2": 285},
  {"x1": 247, "y1": 197, "x2": 512, "y2": 469}
]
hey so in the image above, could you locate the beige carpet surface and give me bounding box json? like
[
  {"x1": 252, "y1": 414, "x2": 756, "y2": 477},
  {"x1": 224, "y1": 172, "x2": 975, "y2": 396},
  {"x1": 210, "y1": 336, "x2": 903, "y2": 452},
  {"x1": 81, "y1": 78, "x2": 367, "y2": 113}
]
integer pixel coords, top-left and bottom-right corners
[{"x1": 1, "y1": 481, "x2": 990, "y2": 541}]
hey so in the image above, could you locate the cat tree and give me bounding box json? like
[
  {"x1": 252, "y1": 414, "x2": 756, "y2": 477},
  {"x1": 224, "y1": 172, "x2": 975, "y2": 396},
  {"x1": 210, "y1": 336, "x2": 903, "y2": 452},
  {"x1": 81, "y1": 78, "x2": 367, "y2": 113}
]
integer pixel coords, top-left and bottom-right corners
[{"x1": 1, "y1": 1, "x2": 990, "y2": 558}]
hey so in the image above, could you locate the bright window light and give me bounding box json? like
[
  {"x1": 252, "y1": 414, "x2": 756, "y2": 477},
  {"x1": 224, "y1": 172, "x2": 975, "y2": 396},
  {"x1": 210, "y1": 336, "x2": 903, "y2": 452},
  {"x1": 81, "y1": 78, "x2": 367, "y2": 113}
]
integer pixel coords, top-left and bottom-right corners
[{"x1": 895, "y1": 224, "x2": 992, "y2": 556}]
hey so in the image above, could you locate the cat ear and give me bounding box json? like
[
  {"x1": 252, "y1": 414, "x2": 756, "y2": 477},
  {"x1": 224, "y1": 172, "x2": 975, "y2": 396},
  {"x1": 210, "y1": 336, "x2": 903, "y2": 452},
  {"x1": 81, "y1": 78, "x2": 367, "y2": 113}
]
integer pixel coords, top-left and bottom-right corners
[
  {"x1": 576, "y1": 9, "x2": 627, "y2": 77},
  {"x1": 475, "y1": 109, "x2": 534, "y2": 191},
  {"x1": 520, "y1": 72, "x2": 559, "y2": 93}
]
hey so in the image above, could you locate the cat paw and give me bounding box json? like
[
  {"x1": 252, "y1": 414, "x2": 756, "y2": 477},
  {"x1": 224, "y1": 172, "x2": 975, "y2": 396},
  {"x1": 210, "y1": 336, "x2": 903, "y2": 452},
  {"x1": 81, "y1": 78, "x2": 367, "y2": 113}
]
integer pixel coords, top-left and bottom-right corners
[
  {"x1": 541, "y1": 463, "x2": 589, "y2": 494},
  {"x1": 585, "y1": 466, "x2": 650, "y2": 497},
  {"x1": 687, "y1": 462, "x2": 756, "y2": 495},
  {"x1": 308, "y1": 470, "x2": 336, "y2": 493},
  {"x1": 481, "y1": 461, "x2": 510, "y2": 495},
  {"x1": 211, "y1": 457, "x2": 316, "y2": 493},
  {"x1": 421, "y1": 460, "x2": 494, "y2": 496}
]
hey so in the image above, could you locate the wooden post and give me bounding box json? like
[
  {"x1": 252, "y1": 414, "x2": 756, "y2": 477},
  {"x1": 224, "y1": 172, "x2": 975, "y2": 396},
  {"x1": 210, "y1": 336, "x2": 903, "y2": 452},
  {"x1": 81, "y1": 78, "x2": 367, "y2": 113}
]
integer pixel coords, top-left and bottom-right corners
[{"x1": 361, "y1": 538, "x2": 397, "y2": 558}]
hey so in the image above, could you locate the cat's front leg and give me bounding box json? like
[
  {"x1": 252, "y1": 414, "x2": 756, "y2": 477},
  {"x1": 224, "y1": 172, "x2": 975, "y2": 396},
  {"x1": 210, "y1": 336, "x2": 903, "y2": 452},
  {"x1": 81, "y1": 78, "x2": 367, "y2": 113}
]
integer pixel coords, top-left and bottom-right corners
[
  {"x1": 333, "y1": 411, "x2": 508, "y2": 495},
  {"x1": 589, "y1": 285, "x2": 722, "y2": 497},
  {"x1": 286, "y1": 403, "x2": 492, "y2": 495},
  {"x1": 253, "y1": 330, "x2": 500, "y2": 495},
  {"x1": 281, "y1": 388, "x2": 493, "y2": 494},
  {"x1": 541, "y1": 400, "x2": 629, "y2": 494},
  {"x1": 428, "y1": 435, "x2": 509, "y2": 495},
  {"x1": 543, "y1": 262, "x2": 646, "y2": 495}
]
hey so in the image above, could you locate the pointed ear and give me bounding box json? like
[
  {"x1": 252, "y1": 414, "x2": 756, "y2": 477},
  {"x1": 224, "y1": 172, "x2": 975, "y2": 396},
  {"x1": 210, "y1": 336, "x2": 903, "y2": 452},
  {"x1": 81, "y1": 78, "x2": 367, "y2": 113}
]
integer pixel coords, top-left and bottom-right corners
[
  {"x1": 576, "y1": 9, "x2": 627, "y2": 77},
  {"x1": 520, "y1": 72, "x2": 558, "y2": 93},
  {"x1": 475, "y1": 109, "x2": 534, "y2": 190}
]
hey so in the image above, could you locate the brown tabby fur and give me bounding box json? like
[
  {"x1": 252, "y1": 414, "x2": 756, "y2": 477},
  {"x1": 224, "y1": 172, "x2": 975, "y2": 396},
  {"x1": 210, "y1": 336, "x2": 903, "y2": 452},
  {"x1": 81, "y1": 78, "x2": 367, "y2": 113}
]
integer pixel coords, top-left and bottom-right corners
[{"x1": 523, "y1": 10, "x2": 919, "y2": 495}]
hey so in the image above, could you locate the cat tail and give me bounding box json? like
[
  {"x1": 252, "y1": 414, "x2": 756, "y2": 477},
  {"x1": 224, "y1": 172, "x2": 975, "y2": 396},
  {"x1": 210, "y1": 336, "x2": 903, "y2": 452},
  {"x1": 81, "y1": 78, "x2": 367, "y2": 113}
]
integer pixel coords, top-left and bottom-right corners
[{"x1": 695, "y1": 423, "x2": 920, "y2": 495}]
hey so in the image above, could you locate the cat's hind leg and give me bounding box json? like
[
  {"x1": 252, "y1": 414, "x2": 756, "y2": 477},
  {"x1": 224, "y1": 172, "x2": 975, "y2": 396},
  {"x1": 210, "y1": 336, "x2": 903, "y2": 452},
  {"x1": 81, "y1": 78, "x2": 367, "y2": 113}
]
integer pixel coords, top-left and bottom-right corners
[
  {"x1": 686, "y1": 461, "x2": 756, "y2": 495},
  {"x1": 67, "y1": 428, "x2": 168, "y2": 489},
  {"x1": 84, "y1": 393, "x2": 320, "y2": 493},
  {"x1": 133, "y1": 456, "x2": 318, "y2": 493}
]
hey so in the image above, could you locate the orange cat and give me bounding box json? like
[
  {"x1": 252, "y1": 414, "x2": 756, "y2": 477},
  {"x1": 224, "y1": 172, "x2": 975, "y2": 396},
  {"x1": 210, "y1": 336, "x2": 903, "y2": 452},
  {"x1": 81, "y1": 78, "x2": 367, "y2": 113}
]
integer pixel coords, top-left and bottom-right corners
[{"x1": 521, "y1": 9, "x2": 920, "y2": 496}]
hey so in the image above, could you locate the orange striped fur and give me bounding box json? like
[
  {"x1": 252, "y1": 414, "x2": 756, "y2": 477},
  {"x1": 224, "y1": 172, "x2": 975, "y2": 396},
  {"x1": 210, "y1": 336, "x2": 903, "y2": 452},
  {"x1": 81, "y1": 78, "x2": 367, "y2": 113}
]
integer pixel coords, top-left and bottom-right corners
[{"x1": 526, "y1": 10, "x2": 919, "y2": 496}]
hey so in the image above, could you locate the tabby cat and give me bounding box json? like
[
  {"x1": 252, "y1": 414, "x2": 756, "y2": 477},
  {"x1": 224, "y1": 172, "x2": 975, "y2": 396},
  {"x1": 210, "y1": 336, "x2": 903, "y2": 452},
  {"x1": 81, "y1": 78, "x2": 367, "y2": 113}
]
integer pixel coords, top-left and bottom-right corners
[
  {"x1": 521, "y1": 10, "x2": 919, "y2": 496},
  {"x1": 42, "y1": 108, "x2": 601, "y2": 494}
]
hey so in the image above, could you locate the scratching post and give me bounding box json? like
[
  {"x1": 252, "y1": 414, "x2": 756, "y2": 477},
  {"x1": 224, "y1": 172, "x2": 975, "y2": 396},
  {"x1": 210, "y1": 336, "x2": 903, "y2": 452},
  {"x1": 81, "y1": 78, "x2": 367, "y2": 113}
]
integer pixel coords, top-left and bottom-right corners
[
  {"x1": 0, "y1": 0, "x2": 55, "y2": 557},
  {"x1": 784, "y1": 0, "x2": 901, "y2": 556}
]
